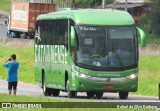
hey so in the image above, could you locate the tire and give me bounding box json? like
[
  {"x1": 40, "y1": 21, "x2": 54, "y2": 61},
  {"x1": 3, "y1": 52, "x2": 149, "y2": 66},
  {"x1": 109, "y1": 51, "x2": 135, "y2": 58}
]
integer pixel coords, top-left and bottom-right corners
[
  {"x1": 21, "y1": 33, "x2": 27, "y2": 39},
  {"x1": 15, "y1": 32, "x2": 20, "y2": 38},
  {"x1": 95, "y1": 92, "x2": 103, "y2": 99},
  {"x1": 66, "y1": 80, "x2": 76, "y2": 98},
  {"x1": 10, "y1": 32, "x2": 16, "y2": 38},
  {"x1": 51, "y1": 89, "x2": 60, "y2": 96},
  {"x1": 87, "y1": 92, "x2": 94, "y2": 99},
  {"x1": 42, "y1": 75, "x2": 51, "y2": 96},
  {"x1": 119, "y1": 92, "x2": 128, "y2": 99}
]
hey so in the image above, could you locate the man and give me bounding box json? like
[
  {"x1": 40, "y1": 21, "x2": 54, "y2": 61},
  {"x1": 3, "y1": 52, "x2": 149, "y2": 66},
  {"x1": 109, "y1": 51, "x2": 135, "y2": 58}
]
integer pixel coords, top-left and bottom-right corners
[{"x1": 2, "y1": 54, "x2": 19, "y2": 95}]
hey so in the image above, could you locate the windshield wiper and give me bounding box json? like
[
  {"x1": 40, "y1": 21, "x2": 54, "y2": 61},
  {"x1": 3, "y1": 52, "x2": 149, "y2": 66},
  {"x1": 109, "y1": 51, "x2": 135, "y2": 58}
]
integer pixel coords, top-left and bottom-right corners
[{"x1": 77, "y1": 62, "x2": 93, "y2": 69}]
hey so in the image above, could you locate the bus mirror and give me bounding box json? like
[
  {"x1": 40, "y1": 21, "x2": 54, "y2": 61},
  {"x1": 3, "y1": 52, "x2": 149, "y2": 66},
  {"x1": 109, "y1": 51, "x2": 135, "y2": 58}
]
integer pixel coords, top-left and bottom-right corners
[
  {"x1": 71, "y1": 26, "x2": 76, "y2": 47},
  {"x1": 137, "y1": 27, "x2": 146, "y2": 47}
]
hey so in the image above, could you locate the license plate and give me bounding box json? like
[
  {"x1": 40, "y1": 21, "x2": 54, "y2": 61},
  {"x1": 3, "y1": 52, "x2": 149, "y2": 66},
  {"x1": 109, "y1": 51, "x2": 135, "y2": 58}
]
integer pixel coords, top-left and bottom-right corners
[{"x1": 103, "y1": 85, "x2": 113, "y2": 89}]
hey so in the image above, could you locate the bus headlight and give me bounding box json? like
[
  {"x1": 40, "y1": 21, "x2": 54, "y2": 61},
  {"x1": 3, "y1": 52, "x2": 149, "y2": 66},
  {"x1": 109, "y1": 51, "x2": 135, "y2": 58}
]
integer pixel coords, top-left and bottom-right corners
[
  {"x1": 126, "y1": 73, "x2": 138, "y2": 79},
  {"x1": 75, "y1": 72, "x2": 91, "y2": 79}
]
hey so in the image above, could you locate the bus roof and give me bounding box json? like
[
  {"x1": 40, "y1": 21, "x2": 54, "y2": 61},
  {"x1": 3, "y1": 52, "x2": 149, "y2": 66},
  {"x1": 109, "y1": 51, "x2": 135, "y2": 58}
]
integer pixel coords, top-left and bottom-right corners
[{"x1": 37, "y1": 9, "x2": 135, "y2": 25}]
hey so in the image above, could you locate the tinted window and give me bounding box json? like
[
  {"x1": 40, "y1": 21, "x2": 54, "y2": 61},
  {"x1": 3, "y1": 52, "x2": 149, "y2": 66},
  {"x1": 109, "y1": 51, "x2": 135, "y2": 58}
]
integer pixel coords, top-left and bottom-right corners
[{"x1": 35, "y1": 19, "x2": 69, "y2": 45}]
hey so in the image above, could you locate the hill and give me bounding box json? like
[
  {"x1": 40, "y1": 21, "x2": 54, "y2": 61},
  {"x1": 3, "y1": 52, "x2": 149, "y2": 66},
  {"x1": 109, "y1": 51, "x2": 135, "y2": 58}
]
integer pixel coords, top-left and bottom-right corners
[{"x1": 0, "y1": 0, "x2": 11, "y2": 13}]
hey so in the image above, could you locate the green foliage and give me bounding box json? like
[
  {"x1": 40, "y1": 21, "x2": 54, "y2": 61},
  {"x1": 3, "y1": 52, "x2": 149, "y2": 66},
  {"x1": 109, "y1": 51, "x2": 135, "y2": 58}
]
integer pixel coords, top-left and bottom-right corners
[
  {"x1": 150, "y1": 0, "x2": 160, "y2": 38},
  {"x1": 145, "y1": 33, "x2": 157, "y2": 44},
  {"x1": 56, "y1": 0, "x2": 112, "y2": 8},
  {"x1": 0, "y1": 0, "x2": 11, "y2": 12},
  {"x1": 135, "y1": 56, "x2": 160, "y2": 96},
  {"x1": 138, "y1": 0, "x2": 160, "y2": 40},
  {"x1": 137, "y1": 14, "x2": 160, "y2": 44},
  {"x1": 137, "y1": 14, "x2": 152, "y2": 34}
]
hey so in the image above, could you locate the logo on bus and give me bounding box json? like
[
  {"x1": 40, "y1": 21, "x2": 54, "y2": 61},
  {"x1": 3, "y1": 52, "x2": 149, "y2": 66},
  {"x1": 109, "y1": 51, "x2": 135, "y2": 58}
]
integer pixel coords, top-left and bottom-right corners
[
  {"x1": 106, "y1": 78, "x2": 111, "y2": 82},
  {"x1": 35, "y1": 26, "x2": 41, "y2": 41}
]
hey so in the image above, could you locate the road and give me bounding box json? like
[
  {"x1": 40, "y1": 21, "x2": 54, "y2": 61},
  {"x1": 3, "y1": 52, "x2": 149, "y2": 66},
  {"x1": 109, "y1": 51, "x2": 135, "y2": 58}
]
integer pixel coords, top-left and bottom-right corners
[
  {"x1": 0, "y1": 10, "x2": 8, "y2": 37},
  {"x1": 0, "y1": 24, "x2": 7, "y2": 37},
  {"x1": 0, "y1": 80, "x2": 159, "y2": 102}
]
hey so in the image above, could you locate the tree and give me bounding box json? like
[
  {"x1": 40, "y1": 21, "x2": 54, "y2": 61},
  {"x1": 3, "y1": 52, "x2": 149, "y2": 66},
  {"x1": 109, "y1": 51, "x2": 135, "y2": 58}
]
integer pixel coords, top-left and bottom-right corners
[
  {"x1": 56, "y1": 0, "x2": 113, "y2": 8},
  {"x1": 150, "y1": 0, "x2": 160, "y2": 37}
]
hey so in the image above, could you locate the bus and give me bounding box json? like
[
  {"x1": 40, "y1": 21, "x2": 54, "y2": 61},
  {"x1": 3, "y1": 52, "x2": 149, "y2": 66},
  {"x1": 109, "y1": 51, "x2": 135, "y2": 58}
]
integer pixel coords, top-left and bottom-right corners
[{"x1": 34, "y1": 9, "x2": 146, "y2": 99}]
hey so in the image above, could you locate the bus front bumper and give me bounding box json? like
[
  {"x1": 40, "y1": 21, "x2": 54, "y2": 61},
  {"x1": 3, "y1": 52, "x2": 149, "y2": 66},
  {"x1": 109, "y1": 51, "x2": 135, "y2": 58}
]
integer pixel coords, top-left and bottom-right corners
[{"x1": 73, "y1": 74, "x2": 138, "y2": 92}]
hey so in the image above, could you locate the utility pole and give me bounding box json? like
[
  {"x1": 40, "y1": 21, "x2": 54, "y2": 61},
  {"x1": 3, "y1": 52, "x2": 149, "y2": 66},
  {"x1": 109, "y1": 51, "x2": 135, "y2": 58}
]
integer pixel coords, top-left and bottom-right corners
[
  {"x1": 114, "y1": 0, "x2": 116, "y2": 9},
  {"x1": 71, "y1": 0, "x2": 75, "y2": 8},
  {"x1": 102, "y1": 0, "x2": 106, "y2": 9},
  {"x1": 125, "y1": 0, "x2": 127, "y2": 11}
]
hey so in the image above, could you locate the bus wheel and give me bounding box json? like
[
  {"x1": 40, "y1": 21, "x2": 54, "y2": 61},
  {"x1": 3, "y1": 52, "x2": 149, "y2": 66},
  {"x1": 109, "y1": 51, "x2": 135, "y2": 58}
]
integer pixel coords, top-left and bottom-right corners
[
  {"x1": 119, "y1": 92, "x2": 128, "y2": 99},
  {"x1": 66, "y1": 80, "x2": 76, "y2": 98},
  {"x1": 87, "y1": 92, "x2": 94, "y2": 99},
  {"x1": 51, "y1": 89, "x2": 60, "y2": 96},
  {"x1": 43, "y1": 75, "x2": 51, "y2": 96},
  {"x1": 95, "y1": 92, "x2": 103, "y2": 99}
]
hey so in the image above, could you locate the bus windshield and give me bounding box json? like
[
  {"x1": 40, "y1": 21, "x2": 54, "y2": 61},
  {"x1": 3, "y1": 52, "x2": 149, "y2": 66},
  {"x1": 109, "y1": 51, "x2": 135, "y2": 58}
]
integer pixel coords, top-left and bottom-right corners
[{"x1": 75, "y1": 26, "x2": 137, "y2": 70}]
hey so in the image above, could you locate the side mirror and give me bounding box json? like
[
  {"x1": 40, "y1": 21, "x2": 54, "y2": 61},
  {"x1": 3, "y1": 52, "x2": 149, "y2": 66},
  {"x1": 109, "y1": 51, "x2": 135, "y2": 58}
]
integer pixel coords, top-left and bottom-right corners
[
  {"x1": 136, "y1": 27, "x2": 146, "y2": 47},
  {"x1": 70, "y1": 26, "x2": 76, "y2": 47}
]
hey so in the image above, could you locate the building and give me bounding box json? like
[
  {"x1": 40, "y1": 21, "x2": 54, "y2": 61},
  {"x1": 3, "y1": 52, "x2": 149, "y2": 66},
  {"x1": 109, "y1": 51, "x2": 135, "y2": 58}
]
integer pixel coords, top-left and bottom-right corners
[{"x1": 106, "y1": 0, "x2": 151, "y2": 23}]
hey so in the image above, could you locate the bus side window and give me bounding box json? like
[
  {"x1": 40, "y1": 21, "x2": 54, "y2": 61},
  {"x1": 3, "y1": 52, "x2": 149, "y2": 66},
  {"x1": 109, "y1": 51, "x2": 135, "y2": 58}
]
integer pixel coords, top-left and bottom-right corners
[
  {"x1": 51, "y1": 20, "x2": 56, "y2": 45},
  {"x1": 55, "y1": 20, "x2": 67, "y2": 45}
]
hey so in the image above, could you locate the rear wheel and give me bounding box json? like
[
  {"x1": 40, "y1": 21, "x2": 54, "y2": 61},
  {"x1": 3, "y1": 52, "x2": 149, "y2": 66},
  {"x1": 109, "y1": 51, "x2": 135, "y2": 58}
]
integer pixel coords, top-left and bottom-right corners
[
  {"x1": 95, "y1": 92, "x2": 103, "y2": 99},
  {"x1": 87, "y1": 92, "x2": 94, "y2": 99},
  {"x1": 15, "y1": 32, "x2": 20, "y2": 38},
  {"x1": 42, "y1": 75, "x2": 51, "y2": 96},
  {"x1": 66, "y1": 80, "x2": 76, "y2": 98},
  {"x1": 51, "y1": 89, "x2": 60, "y2": 96},
  {"x1": 21, "y1": 33, "x2": 27, "y2": 39},
  {"x1": 119, "y1": 92, "x2": 128, "y2": 99}
]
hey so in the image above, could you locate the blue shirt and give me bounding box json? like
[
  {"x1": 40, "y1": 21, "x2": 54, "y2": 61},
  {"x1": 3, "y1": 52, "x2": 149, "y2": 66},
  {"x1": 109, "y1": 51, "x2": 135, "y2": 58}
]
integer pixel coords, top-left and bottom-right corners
[{"x1": 3, "y1": 61, "x2": 19, "y2": 82}]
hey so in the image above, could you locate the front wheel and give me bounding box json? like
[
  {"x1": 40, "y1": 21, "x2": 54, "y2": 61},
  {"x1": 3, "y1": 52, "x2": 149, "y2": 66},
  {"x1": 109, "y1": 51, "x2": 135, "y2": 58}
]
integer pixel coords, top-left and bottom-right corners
[
  {"x1": 95, "y1": 92, "x2": 103, "y2": 99},
  {"x1": 42, "y1": 75, "x2": 51, "y2": 96},
  {"x1": 66, "y1": 80, "x2": 76, "y2": 98},
  {"x1": 86, "y1": 92, "x2": 94, "y2": 99},
  {"x1": 119, "y1": 92, "x2": 128, "y2": 99},
  {"x1": 51, "y1": 89, "x2": 60, "y2": 96}
]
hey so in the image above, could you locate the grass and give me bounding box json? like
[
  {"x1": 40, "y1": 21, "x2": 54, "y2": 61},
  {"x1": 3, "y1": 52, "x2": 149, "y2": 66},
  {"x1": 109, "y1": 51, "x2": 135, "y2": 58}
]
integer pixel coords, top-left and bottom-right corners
[
  {"x1": 0, "y1": 93, "x2": 80, "y2": 102},
  {"x1": 0, "y1": 94, "x2": 157, "y2": 111},
  {"x1": 145, "y1": 33, "x2": 160, "y2": 44},
  {"x1": 0, "y1": 45, "x2": 160, "y2": 97},
  {"x1": 136, "y1": 56, "x2": 160, "y2": 96},
  {"x1": 0, "y1": 0, "x2": 11, "y2": 12}
]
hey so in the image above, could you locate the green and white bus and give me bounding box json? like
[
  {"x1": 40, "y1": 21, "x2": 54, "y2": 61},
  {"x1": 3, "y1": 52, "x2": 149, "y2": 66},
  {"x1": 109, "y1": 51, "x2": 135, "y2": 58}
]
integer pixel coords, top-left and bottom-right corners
[{"x1": 34, "y1": 9, "x2": 146, "y2": 99}]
